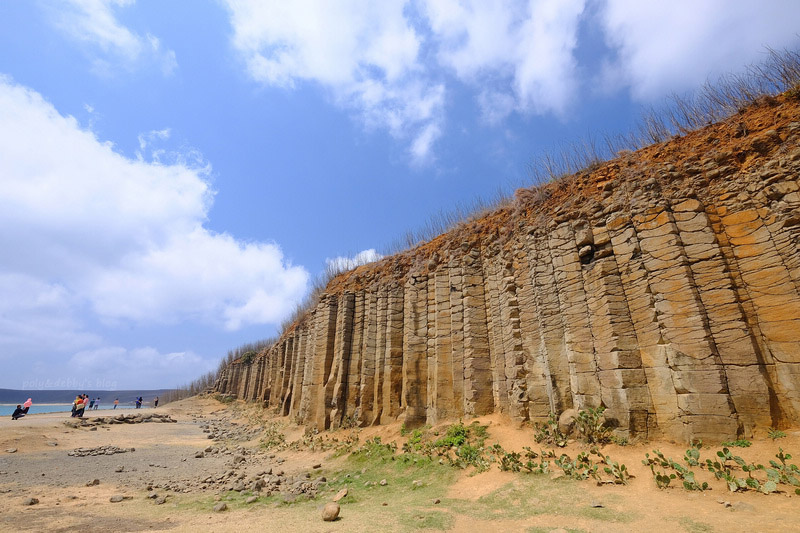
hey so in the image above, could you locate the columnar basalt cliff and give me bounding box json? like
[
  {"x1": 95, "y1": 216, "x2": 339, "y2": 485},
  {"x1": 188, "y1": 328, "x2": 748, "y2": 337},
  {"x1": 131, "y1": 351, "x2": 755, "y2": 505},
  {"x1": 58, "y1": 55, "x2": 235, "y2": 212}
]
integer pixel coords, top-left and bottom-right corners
[{"x1": 217, "y1": 96, "x2": 800, "y2": 442}]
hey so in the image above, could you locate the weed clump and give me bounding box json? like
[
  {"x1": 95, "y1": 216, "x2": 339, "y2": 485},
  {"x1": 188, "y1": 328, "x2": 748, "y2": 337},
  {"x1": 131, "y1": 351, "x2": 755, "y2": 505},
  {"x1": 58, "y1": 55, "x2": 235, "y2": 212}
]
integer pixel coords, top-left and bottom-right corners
[
  {"x1": 533, "y1": 412, "x2": 567, "y2": 447},
  {"x1": 644, "y1": 443, "x2": 800, "y2": 495}
]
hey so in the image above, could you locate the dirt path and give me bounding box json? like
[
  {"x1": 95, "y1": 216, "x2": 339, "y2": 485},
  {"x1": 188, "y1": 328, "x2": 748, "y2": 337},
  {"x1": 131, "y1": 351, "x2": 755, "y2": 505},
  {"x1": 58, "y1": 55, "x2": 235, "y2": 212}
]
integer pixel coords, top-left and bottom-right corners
[{"x1": 1, "y1": 397, "x2": 798, "y2": 532}]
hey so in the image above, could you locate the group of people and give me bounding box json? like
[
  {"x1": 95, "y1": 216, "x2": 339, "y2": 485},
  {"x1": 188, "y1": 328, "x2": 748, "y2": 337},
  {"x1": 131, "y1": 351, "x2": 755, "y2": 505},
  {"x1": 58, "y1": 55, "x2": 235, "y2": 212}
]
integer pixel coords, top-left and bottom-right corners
[
  {"x1": 133, "y1": 396, "x2": 158, "y2": 408},
  {"x1": 71, "y1": 394, "x2": 90, "y2": 417},
  {"x1": 9, "y1": 394, "x2": 159, "y2": 420},
  {"x1": 11, "y1": 398, "x2": 32, "y2": 420}
]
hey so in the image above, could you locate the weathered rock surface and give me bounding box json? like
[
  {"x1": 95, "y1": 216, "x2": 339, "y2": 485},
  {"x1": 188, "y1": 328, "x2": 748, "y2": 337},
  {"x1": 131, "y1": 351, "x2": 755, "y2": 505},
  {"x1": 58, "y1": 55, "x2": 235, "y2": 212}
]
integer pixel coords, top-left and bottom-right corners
[{"x1": 215, "y1": 96, "x2": 800, "y2": 442}]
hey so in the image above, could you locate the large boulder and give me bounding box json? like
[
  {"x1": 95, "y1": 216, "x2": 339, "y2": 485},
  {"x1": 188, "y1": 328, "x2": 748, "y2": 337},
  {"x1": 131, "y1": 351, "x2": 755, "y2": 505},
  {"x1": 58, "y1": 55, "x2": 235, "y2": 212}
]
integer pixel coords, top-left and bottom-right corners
[
  {"x1": 558, "y1": 409, "x2": 579, "y2": 436},
  {"x1": 322, "y1": 502, "x2": 340, "y2": 521}
]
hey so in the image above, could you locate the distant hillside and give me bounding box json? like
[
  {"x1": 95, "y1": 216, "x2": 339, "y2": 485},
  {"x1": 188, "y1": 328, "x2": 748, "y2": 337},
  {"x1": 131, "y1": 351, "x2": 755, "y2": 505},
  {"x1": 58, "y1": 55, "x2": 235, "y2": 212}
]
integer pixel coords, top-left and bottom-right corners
[{"x1": 0, "y1": 388, "x2": 173, "y2": 404}]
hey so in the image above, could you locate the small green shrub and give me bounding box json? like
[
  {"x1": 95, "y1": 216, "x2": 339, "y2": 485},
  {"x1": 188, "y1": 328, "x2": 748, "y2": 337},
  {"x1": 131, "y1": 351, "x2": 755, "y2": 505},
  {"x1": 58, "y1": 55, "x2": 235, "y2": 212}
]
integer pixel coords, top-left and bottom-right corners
[
  {"x1": 351, "y1": 436, "x2": 397, "y2": 461},
  {"x1": 555, "y1": 451, "x2": 598, "y2": 481},
  {"x1": 213, "y1": 393, "x2": 235, "y2": 404},
  {"x1": 593, "y1": 448, "x2": 630, "y2": 485},
  {"x1": 684, "y1": 441, "x2": 702, "y2": 467},
  {"x1": 533, "y1": 412, "x2": 567, "y2": 447},
  {"x1": 259, "y1": 422, "x2": 286, "y2": 449},
  {"x1": 768, "y1": 428, "x2": 787, "y2": 441},
  {"x1": 721, "y1": 439, "x2": 751, "y2": 448},
  {"x1": 403, "y1": 421, "x2": 492, "y2": 472},
  {"x1": 643, "y1": 450, "x2": 708, "y2": 491},
  {"x1": 609, "y1": 434, "x2": 629, "y2": 446},
  {"x1": 574, "y1": 407, "x2": 612, "y2": 445},
  {"x1": 768, "y1": 448, "x2": 800, "y2": 495},
  {"x1": 492, "y1": 445, "x2": 548, "y2": 474},
  {"x1": 434, "y1": 421, "x2": 469, "y2": 448}
]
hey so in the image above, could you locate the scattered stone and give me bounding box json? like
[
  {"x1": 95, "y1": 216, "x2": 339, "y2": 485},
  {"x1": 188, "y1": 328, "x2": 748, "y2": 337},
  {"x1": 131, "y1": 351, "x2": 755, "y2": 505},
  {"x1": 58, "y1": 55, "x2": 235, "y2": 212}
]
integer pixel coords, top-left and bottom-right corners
[
  {"x1": 154, "y1": 497, "x2": 167, "y2": 505},
  {"x1": 22, "y1": 498, "x2": 39, "y2": 506},
  {"x1": 86, "y1": 479, "x2": 100, "y2": 486},
  {"x1": 411, "y1": 480, "x2": 423, "y2": 488},
  {"x1": 322, "y1": 502, "x2": 340, "y2": 521},
  {"x1": 68, "y1": 445, "x2": 133, "y2": 457},
  {"x1": 433, "y1": 498, "x2": 441, "y2": 505},
  {"x1": 5, "y1": 449, "x2": 17, "y2": 454},
  {"x1": 115, "y1": 465, "x2": 124, "y2": 472},
  {"x1": 109, "y1": 495, "x2": 125, "y2": 503},
  {"x1": 332, "y1": 488, "x2": 348, "y2": 502},
  {"x1": 194, "y1": 452, "x2": 204, "y2": 459},
  {"x1": 147, "y1": 493, "x2": 158, "y2": 499},
  {"x1": 212, "y1": 502, "x2": 228, "y2": 512},
  {"x1": 312, "y1": 463, "x2": 322, "y2": 469},
  {"x1": 245, "y1": 496, "x2": 258, "y2": 504},
  {"x1": 379, "y1": 479, "x2": 387, "y2": 486},
  {"x1": 590, "y1": 501, "x2": 603, "y2": 508}
]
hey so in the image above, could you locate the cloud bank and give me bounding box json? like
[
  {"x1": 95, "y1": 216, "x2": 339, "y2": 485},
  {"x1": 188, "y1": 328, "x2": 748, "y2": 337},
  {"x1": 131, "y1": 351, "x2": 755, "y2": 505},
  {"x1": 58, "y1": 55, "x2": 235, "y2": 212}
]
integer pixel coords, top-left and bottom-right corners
[
  {"x1": 224, "y1": 0, "x2": 800, "y2": 161},
  {"x1": 0, "y1": 77, "x2": 308, "y2": 386}
]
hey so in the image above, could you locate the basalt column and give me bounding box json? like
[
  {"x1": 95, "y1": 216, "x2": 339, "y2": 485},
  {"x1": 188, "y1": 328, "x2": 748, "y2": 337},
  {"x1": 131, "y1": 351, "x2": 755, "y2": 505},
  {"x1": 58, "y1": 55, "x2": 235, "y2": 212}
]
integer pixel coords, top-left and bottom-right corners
[{"x1": 402, "y1": 274, "x2": 428, "y2": 426}]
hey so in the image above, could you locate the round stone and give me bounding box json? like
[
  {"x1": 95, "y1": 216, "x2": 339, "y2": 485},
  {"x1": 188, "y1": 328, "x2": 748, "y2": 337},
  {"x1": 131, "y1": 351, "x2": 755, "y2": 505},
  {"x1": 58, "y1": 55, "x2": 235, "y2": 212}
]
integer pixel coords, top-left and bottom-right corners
[{"x1": 321, "y1": 502, "x2": 340, "y2": 521}]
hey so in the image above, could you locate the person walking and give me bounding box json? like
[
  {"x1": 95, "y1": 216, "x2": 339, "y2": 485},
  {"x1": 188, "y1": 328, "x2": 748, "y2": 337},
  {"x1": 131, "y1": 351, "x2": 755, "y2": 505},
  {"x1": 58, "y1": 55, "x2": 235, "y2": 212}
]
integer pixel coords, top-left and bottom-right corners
[
  {"x1": 71, "y1": 395, "x2": 81, "y2": 417},
  {"x1": 11, "y1": 405, "x2": 25, "y2": 420},
  {"x1": 154, "y1": 397, "x2": 159, "y2": 408},
  {"x1": 73, "y1": 395, "x2": 86, "y2": 418},
  {"x1": 113, "y1": 398, "x2": 119, "y2": 409}
]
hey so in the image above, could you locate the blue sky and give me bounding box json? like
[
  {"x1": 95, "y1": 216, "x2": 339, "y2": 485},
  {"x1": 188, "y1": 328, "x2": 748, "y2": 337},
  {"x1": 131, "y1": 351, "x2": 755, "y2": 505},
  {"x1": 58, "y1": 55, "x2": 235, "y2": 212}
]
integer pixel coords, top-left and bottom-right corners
[{"x1": 1, "y1": 0, "x2": 798, "y2": 390}]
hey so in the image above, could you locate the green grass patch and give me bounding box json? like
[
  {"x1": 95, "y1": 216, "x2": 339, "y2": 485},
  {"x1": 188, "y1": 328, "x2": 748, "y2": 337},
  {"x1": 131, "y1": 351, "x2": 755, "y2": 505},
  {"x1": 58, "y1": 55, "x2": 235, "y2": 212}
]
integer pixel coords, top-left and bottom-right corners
[
  {"x1": 678, "y1": 516, "x2": 714, "y2": 533},
  {"x1": 447, "y1": 477, "x2": 636, "y2": 523},
  {"x1": 396, "y1": 509, "x2": 454, "y2": 530},
  {"x1": 171, "y1": 488, "x2": 314, "y2": 513}
]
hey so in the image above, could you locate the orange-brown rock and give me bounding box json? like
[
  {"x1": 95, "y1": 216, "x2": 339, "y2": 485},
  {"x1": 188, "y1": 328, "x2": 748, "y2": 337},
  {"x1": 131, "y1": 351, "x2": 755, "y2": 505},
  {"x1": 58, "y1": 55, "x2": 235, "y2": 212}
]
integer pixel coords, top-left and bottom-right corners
[{"x1": 216, "y1": 95, "x2": 800, "y2": 442}]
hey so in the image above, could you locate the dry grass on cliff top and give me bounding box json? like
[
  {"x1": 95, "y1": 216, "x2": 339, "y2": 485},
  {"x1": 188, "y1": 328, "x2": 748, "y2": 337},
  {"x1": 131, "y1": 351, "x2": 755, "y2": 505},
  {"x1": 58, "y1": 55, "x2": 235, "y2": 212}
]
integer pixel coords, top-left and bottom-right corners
[{"x1": 325, "y1": 91, "x2": 800, "y2": 297}]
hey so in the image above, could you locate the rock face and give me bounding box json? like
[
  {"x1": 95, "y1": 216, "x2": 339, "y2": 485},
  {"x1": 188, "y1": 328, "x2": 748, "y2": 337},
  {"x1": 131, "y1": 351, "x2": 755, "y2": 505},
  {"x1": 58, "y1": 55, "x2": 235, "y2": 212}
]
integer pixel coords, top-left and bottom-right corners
[{"x1": 216, "y1": 96, "x2": 800, "y2": 442}]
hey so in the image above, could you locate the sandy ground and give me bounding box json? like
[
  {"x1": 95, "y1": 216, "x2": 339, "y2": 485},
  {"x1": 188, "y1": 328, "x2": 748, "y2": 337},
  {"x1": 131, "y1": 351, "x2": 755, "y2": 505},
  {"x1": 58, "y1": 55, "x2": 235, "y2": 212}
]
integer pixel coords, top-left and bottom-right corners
[{"x1": 1, "y1": 398, "x2": 799, "y2": 532}]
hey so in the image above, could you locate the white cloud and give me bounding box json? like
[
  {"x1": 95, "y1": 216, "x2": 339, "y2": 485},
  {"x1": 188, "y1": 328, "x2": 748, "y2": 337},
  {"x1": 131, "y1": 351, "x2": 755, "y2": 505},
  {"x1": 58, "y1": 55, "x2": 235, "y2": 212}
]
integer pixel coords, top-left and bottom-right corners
[
  {"x1": 224, "y1": 0, "x2": 590, "y2": 159},
  {"x1": 599, "y1": 0, "x2": 800, "y2": 99},
  {"x1": 46, "y1": 0, "x2": 177, "y2": 76},
  {"x1": 0, "y1": 78, "x2": 309, "y2": 341},
  {"x1": 0, "y1": 273, "x2": 101, "y2": 356},
  {"x1": 423, "y1": 0, "x2": 586, "y2": 120},
  {"x1": 326, "y1": 249, "x2": 383, "y2": 273},
  {"x1": 223, "y1": 0, "x2": 800, "y2": 160},
  {"x1": 69, "y1": 346, "x2": 216, "y2": 389},
  {"x1": 224, "y1": 0, "x2": 443, "y2": 163}
]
